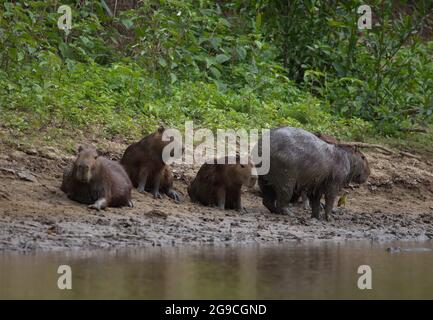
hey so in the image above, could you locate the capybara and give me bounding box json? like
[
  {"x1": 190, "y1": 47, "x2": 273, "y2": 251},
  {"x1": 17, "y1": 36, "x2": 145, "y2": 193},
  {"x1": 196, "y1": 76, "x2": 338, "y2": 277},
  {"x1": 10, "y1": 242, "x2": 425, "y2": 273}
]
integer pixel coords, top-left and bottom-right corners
[
  {"x1": 188, "y1": 156, "x2": 253, "y2": 210},
  {"x1": 295, "y1": 131, "x2": 339, "y2": 209},
  {"x1": 257, "y1": 126, "x2": 370, "y2": 220},
  {"x1": 61, "y1": 146, "x2": 133, "y2": 210},
  {"x1": 314, "y1": 132, "x2": 339, "y2": 145},
  {"x1": 121, "y1": 126, "x2": 180, "y2": 201}
]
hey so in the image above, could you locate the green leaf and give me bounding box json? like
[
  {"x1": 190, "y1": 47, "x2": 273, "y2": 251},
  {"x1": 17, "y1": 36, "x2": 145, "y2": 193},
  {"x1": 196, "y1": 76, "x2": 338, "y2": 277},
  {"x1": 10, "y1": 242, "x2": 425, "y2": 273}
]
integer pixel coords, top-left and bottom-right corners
[
  {"x1": 158, "y1": 58, "x2": 167, "y2": 67},
  {"x1": 215, "y1": 54, "x2": 230, "y2": 64},
  {"x1": 121, "y1": 19, "x2": 134, "y2": 29},
  {"x1": 235, "y1": 46, "x2": 247, "y2": 61},
  {"x1": 255, "y1": 13, "x2": 262, "y2": 31},
  {"x1": 210, "y1": 67, "x2": 221, "y2": 79},
  {"x1": 100, "y1": 0, "x2": 113, "y2": 17}
]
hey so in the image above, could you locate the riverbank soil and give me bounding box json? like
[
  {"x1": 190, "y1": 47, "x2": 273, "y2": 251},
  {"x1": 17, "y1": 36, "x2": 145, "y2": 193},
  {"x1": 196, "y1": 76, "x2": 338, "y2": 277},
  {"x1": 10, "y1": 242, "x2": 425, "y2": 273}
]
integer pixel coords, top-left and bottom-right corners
[{"x1": 1, "y1": 139, "x2": 433, "y2": 251}]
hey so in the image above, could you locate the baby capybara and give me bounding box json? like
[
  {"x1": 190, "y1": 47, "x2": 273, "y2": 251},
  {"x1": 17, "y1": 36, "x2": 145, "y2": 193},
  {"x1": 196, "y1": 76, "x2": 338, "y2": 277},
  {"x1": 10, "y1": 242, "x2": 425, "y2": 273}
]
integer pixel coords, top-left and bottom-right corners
[
  {"x1": 61, "y1": 146, "x2": 133, "y2": 210},
  {"x1": 188, "y1": 156, "x2": 253, "y2": 210},
  {"x1": 314, "y1": 132, "x2": 339, "y2": 145},
  {"x1": 121, "y1": 126, "x2": 180, "y2": 201}
]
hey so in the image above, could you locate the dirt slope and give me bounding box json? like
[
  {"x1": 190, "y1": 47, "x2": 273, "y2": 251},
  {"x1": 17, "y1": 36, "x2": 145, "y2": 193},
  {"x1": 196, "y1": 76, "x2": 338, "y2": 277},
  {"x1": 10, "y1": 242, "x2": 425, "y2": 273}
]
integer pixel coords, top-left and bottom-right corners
[{"x1": 1, "y1": 141, "x2": 433, "y2": 252}]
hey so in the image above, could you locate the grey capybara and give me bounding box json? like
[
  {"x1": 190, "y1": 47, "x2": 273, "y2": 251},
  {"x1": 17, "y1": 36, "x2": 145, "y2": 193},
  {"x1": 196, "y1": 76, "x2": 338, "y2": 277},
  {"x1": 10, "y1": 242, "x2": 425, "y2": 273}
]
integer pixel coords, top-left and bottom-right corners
[
  {"x1": 257, "y1": 127, "x2": 370, "y2": 220},
  {"x1": 61, "y1": 146, "x2": 133, "y2": 210}
]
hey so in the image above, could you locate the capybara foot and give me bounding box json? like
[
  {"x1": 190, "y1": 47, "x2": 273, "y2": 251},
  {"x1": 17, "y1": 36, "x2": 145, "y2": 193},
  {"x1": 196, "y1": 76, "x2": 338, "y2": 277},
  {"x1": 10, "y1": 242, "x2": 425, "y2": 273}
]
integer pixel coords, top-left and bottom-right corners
[
  {"x1": 275, "y1": 206, "x2": 294, "y2": 216},
  {"x1": 88, "y1": 204, "x2": 100, "y2": 211},
  {"x1": 152, "y1": 190, "x2": 162, "y2": 199},
  {"x1": 88, "y1": 198, "x2": 107, "y2": 211},
  {"x1": 311, "y1": 213, "x2": 320, "y2": 220},
  {"x1": 137, "y1": 185, "x2": 146, "y2": 194},
  {"x1": 166, "y1": 189, "x2": 180, "y2": 202},
  {"x1": 238, "y1": 206, "x2": 248, "y2": 214}
]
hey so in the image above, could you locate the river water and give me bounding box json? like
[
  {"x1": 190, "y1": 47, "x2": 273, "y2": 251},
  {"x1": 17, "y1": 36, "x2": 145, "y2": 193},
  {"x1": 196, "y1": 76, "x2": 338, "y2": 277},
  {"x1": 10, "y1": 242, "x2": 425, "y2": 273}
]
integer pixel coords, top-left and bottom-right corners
[{"x1": 1, "y1": 241, "x2": 432, "y2": 299}]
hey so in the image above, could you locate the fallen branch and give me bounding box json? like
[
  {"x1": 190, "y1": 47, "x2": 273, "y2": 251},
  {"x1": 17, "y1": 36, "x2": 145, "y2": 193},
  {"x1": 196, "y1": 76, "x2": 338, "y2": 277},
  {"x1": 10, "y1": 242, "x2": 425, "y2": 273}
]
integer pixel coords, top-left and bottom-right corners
[
  {"x1": 400, "y1": 128, "x2": 428, "y2": 133},
  {"x1": 398, "y1": 151, "x2": 423, "y2": 161},
  {"x1": 338, "y1": 141, "x2": 426, "y2": 163}
]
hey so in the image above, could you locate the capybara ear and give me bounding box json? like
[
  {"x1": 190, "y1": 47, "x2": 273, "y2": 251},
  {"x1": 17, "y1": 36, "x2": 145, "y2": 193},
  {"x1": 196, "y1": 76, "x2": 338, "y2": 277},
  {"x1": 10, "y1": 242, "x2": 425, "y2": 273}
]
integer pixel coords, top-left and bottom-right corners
[
  {"x1": 96, "y1": 149, "x2": 103, "y2": 157},
  {"x1": 157, "y1": 125, "x2": 165, "y2": 134},
  {"x1": 77, "y1": 145, "x2": 84, "y2": 153}
]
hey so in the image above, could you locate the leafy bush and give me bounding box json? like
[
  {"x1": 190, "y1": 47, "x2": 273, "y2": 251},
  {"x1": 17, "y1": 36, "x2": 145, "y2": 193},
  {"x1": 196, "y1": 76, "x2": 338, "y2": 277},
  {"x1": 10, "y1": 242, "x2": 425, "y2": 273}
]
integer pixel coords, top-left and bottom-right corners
[{"x1": 0, "y1": 0, "x2": 431, "y2": 145}]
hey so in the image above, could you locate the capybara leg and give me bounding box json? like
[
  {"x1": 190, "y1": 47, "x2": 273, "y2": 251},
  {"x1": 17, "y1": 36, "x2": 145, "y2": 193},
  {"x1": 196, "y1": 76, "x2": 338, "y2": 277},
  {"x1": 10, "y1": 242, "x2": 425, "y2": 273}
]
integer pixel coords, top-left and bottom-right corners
[
  {"x1": 259, "y1": 179, "x2": 277, "y2": 213},
  {"x1": 301, "y1": 191, "x2": 310, "y2": 210},
  {"x1": 166, "y1": 189, "x2": 180, "y2": 202},
  {"x1": 233, "y1": 189, "x2": 242, "y2": 211},
  {"x1": 274, "y1": 182, "x2": 294, "y2": 215},
  {"x1": 89, "y1": 198, "x2": 108, "y2": 211},
  {"x1": 309, "y1": 193, "x2": 321, "y2": 219},
  {"x1": 137, "y1": 168, "x2": 149, "y2": 194},
  {"x1": 324, "y1": 191, "x2": 337, "y2": 221},
  {"x1": 216, "y1": 187, "x2": 226, "y2": 210},
  {"x1": 263, "y1": 197, "x2": 277, "y2": 213},
  {"x1": 151, "y1": 171, "x2": 163, "y2": 199}
]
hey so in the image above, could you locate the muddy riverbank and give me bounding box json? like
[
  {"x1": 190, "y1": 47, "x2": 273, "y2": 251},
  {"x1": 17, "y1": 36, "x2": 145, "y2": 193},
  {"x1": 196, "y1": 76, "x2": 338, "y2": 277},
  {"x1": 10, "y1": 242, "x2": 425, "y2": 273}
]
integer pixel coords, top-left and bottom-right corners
[{"x1": 1, "y1": 141, "x2": 433, "y2": 251}]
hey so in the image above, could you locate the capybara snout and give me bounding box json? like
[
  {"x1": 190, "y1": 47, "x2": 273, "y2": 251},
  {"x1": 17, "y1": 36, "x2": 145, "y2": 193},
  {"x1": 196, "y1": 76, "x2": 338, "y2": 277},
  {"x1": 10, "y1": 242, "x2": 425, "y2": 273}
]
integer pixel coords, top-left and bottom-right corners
[
  {"x1": 350, "y1": 149, "x2": 370, "y2": 184},
  {"x1": 74, "y1": 147, "x2": 99, "y2": 183}
]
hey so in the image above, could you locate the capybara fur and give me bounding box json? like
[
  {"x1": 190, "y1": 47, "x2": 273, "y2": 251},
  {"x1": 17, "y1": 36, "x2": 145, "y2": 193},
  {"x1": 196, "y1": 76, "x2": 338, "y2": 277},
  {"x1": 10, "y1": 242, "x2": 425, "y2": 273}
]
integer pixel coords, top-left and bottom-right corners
[
  {"x1": 314, "y1": 132, "x2": 339, "y2": 145},
  {"x1": 188, "y1": 156, "x2": 253, "y2": 210},
  {"x1": 294, "y1": 132, "x2": 339, "y2": 209},
  {"x1": 258, "y1": 127, "x2": 370, "y2": 220},
  {"x1": 61, "y1": 146, "x2": 133, "y2": 210},
  {"x1": 121, "y1": 126, "x2": 180, "y2": 201}
]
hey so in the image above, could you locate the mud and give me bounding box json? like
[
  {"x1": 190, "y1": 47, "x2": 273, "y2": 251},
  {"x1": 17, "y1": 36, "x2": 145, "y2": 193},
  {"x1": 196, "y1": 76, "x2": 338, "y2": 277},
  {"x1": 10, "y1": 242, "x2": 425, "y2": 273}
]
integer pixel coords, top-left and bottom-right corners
[{"x1": 1, "y1": 141, "x2": 433, "y2": 252}]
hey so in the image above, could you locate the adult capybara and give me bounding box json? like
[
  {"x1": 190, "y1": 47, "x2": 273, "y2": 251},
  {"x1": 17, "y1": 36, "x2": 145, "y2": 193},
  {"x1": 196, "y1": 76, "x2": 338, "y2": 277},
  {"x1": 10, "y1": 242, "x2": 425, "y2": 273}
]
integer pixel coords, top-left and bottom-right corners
[
  {"x1": 188, "y1": 156, "x2": 253, "y2": 210},
  {"x1": 121, "y1": 126, "x2": 180, "y2": 201},
  {"x1": 61, "y1": 146, "x2": 133, "y2": 210},
  {"x1": 294, "y1": 131, "x2": 339, "y2": 209},
  {"x1": 257, "y1": 126, "x2": 370, "y2": 220}
]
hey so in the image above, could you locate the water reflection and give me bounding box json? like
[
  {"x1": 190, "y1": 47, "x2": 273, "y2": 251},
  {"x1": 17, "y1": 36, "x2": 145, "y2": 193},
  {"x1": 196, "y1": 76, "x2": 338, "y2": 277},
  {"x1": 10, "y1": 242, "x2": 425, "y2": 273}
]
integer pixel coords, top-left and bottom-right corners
[{"x1": 1, "y1": 242, "x2": 432, "y2": 299}]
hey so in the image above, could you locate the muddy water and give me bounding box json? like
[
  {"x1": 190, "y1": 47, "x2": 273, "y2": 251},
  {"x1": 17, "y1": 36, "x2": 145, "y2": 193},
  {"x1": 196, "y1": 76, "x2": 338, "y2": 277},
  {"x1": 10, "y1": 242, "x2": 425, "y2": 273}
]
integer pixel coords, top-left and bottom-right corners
[{"x1": 1, "y1": 241, "x2": 433, "y2": 299}]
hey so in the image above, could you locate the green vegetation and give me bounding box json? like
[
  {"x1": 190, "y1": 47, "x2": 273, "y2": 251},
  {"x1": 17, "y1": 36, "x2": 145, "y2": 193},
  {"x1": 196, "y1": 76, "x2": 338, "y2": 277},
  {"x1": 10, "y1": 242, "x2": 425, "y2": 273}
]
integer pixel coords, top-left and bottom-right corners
[{"x1": 0, "y1": 0, "x2": 432, "y2": 147}]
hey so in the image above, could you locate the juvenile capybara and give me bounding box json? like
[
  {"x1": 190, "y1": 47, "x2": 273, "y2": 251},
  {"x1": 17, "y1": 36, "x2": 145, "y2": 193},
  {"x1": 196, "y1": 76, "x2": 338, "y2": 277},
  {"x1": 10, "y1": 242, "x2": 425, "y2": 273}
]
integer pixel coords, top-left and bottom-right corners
[
  {"x1": 188, "y1": 156, "x2": 253, "y2": 210},
  {"x1": 257, "y1": 126, "x2": 370, "y2": 220},
  {"x1": 314, "y1": 132, "x2": 339, "y2": 145},
  {"x1": 61, "y1": 146, "x2": 133, "y2": 210},
  {"x1": 121, "y1": 126, "x2": 180, "y2": 201}
]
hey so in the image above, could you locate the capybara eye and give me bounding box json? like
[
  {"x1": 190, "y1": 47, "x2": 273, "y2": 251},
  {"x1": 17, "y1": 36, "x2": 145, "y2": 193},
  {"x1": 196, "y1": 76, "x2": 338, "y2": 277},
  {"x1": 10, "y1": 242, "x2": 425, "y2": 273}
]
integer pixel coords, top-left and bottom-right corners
[{"x1": 240, "y1": 164, "x2": 245, "y2": 168}]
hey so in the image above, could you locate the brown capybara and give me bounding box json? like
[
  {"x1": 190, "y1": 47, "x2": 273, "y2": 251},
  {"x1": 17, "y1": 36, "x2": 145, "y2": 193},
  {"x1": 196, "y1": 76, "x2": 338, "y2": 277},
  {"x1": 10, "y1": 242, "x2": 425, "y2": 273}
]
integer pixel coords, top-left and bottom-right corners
[
  {"x1": 314, "y1": 132, "x2": 339, "y2": 145},
  {"x1": 188, "y1": 156, "x2": 253, "y2": 210},
  {"x1": 61, "y1": 146, "x2": 133, "y2": 210},
  {"x1": 121, "y1": 126, "x2": 180, "y2": 201},
  {"x1": 257, "y1": 126, "x2": 370, "y2": 220}
]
